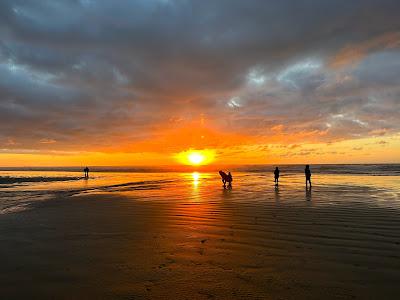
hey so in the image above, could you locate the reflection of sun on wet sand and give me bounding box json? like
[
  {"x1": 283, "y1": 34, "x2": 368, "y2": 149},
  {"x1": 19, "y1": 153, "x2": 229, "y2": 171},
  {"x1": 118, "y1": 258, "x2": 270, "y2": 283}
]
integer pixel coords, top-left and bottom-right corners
[{"x1": 1, "y1": 171, "x2": 400, "y2": 299}]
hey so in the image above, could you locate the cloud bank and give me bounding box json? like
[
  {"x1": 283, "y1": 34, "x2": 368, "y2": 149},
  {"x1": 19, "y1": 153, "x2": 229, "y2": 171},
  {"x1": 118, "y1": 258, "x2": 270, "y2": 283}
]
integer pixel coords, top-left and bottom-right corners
[{"x1": 0, "y1": 0, "x2": 399, "y2": 155}]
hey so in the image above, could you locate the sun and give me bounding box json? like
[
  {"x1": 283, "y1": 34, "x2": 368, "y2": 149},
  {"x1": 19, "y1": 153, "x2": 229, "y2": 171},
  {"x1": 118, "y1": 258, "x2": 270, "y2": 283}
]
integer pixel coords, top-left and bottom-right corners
[
  {"x1": 188, "y1": 152, "x2": 204, "y2": 165},
  {"x1": 176, "y1": 149, "x2": 215, "y2": 166}
]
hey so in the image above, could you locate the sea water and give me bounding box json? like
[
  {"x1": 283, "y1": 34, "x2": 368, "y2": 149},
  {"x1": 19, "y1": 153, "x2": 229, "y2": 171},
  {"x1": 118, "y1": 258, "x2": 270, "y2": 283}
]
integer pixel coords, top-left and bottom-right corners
[{"x1": 1, "y1": 164, "x2": 399, "y2": 214}]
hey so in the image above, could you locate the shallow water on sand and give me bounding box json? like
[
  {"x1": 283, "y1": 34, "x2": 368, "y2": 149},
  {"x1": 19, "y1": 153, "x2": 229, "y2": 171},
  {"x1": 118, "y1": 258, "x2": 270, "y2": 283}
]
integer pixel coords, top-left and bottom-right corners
[{"x1": 1, "y1": 169, "x2": 400, "y2": 213}]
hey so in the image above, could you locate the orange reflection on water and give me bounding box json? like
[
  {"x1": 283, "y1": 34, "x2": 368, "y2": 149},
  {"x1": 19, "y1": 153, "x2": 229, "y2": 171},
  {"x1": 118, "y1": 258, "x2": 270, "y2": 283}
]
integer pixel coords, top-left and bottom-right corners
[{"x1": 192, "y1": 172, "x2": 200, "y2": 186}]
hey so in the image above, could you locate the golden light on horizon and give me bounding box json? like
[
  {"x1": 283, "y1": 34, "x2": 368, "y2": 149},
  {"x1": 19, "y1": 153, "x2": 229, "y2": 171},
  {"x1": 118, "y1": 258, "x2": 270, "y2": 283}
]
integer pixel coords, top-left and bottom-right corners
[{"x1": 176, "y1": 149, "x2": 216, "y2": 166}]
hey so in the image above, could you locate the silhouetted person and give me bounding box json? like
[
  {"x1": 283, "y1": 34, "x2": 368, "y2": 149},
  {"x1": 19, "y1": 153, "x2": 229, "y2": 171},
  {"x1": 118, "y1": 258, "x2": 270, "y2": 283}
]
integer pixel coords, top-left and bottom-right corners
[
  {"x1": 219, "y1": 171, "x2": 232, "y2": 189},
  {"x1": 219, "y1": 170, "x2": 227, "y2": 188},
  {"x1": 274, "y1": 167, "x2": 280, "y2": 186},
  {"x1": 305, "y1": 165, "x2": 311, "y2": 187},
  {"x1": 227, "y1": 172, "x2": 233, "y2": 188},
  {"x1": 84, "y1": 167, "x2": 89, "y2": 179}
]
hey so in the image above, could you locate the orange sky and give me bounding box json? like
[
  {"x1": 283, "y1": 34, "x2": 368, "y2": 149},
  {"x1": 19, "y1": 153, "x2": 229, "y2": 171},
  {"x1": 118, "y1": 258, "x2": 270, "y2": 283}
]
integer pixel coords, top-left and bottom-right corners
[
  {"x1": 1, "y1": 2, "x2": 399, "y2": 166},
  {"x1": 0, "y1": 132, "x2": 398, "y2": 167}
]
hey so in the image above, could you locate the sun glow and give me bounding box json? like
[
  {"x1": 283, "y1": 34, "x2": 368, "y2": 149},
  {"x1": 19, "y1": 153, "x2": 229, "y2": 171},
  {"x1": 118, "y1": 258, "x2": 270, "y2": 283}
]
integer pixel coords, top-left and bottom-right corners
[{"x1": 176, "y1": 149, "x2": 216, "y2": 166}]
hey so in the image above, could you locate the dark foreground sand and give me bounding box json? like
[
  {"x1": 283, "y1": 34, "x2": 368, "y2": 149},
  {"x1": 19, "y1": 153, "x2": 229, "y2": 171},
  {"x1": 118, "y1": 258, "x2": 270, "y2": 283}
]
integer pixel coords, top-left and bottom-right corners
[{"x1": 1, "y1": 192, "x2": 400, "y2": 299}]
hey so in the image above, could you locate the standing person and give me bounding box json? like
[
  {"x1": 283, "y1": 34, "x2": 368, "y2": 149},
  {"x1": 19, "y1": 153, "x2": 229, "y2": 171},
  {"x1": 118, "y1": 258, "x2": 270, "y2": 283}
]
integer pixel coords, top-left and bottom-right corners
[
  {"x1": 274, "y1": 167, "x2": 280, "y2": 186},
  {"x1": 227, "y1": 172, "x2": 233, "y2": 188},
  {"x1": 305, "y1": 165, "x2": 311, "y2": 188},
  {"x1": 84, "y1": 167, "x2": 89, "y2": 179}
]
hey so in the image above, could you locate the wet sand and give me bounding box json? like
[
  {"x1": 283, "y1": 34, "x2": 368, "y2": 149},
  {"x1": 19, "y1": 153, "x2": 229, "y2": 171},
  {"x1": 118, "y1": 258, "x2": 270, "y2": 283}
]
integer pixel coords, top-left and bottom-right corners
[{"x1": 1, "y1": 179, "x2": 400, "y2": 299}]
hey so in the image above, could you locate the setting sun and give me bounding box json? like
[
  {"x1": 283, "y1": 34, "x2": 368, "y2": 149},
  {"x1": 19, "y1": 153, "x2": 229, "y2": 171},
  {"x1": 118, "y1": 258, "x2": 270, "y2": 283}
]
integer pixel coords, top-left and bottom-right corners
[
  {"x1": 176, "y1": 149, "x2": 216, "y2": 166},
  {"x1": 188, "y1": 152, "x2": 204, "y2": 165}
]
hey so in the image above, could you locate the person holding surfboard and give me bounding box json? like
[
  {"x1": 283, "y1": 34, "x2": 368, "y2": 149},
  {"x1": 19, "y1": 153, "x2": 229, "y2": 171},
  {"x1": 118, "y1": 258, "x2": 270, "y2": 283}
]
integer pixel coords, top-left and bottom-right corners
[{"x1": 219, "y1": 171, "x2": 233, "y2": 188}]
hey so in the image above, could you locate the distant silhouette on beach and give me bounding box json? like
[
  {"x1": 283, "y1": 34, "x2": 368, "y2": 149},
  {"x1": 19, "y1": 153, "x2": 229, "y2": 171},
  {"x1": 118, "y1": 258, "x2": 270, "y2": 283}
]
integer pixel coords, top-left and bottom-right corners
[
  {"x1": 305, "y1": 165, "x2": 311, "y2": 187},
  {"x1": 84, "y1": 167, "x2": 90, "y2": 179},
  {"x1": 274, "y1": 167, "x2": 280, "y2": 186},
  {"x1": 227, "y1": 172, "x2": 232, "y2": 188},
  {"x1": 219, "y1": 171, "x2": 232, "y2": 189}
]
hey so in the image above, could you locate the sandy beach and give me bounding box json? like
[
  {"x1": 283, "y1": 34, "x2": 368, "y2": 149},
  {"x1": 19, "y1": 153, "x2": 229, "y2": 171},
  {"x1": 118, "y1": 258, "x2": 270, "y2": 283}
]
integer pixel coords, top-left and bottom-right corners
[
  {"x1": 1, "y1": 169, "x2": 400, "y2": 299},
  {"x1": 2, "y1": 0, "x2": 400, "y2": 298}
]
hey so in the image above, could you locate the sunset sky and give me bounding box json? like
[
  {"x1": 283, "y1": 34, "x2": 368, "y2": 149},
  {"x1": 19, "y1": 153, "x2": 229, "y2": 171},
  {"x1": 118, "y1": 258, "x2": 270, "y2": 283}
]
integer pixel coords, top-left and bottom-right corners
[{"x1": 0, "y1": 0, "x2": 399, "y2": 166}]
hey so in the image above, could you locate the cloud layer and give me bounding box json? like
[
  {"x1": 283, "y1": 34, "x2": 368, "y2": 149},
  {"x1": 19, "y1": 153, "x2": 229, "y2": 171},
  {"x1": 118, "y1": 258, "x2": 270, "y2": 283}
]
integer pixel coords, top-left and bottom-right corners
[{"x1": 0, "y1": 0, "x2": 399, "y2": 154}]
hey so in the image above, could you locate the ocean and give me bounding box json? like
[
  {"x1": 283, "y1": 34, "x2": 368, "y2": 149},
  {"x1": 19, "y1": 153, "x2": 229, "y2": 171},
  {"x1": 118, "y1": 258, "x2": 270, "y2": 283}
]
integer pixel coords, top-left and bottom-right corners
[{"x1": 1, "y1": 164, "x2": 399, "y2": 214}]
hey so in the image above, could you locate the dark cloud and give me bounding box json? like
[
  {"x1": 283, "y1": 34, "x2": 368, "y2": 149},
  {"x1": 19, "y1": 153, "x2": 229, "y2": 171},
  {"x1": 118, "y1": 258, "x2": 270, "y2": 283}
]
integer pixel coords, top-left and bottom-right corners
[{"x1": 0, "y1": 0, "x2": 399, "y2": 151}]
